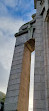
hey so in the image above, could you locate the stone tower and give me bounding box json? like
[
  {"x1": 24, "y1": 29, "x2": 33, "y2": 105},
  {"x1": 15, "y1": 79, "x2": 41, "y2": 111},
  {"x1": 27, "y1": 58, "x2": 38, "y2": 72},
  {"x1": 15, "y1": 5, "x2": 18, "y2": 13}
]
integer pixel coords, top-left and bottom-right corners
[{"x1": 4, "y1": 0, "x2": 49, "y2": 111}]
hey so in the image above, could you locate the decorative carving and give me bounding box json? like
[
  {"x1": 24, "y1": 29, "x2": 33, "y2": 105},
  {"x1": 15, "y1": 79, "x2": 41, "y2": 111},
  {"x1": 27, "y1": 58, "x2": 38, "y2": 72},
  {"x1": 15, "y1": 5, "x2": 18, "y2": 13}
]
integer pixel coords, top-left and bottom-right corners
[{"x1": 40, "y1": 0, "x2": 44, "y2": 5}]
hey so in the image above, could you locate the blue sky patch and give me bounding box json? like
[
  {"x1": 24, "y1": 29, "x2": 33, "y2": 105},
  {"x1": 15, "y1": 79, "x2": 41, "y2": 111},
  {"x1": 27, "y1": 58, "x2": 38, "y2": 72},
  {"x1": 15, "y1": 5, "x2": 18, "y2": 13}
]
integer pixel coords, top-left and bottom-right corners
[{"x1": 0, "y1": 0, "x2": 36, "y2": 21}]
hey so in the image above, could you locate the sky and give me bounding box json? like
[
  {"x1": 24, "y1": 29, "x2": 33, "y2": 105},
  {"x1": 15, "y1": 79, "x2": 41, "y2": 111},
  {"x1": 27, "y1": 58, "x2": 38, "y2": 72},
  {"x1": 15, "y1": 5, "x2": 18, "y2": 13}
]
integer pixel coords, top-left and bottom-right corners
[
  {"x1": 0, "y1": 0, "x2": 36, "y2": 111},
  {"x1": 29, "y1": 52, "x2": 35, "y2": 111}
]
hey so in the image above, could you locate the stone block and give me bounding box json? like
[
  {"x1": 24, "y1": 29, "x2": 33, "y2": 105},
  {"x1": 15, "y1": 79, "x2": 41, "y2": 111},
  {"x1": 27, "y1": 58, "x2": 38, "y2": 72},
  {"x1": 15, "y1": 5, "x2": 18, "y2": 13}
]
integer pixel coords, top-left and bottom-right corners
[
  {"x1": 10, "y1": 68, "x2": 21, "y2": 75},
  {"x1": 34, "y1": 82, "x2": 45, "y2": 91},
  {"x1": 4, "y1": 103, "x2": 17, "y2": 111},
  {"x1": 12, "y1": 59, "x2": 22, "y2": 66},
  {"x1": 34, "y1": 100, "x2": 46, "y2": 109},
  {"x1": 5, "y1": 96, "x2": 18, "y2": 103},
  {"x1": 11, "y1": 64, "x2": 22, "y2": 70},
  {"x1": 34, "y1": 75, "x2": 40, "y2": 82},
  {"x1": 6, "y1": 90, "x2": 19, "y2": 97},
  {"x1": 8, "y1": 78, "x2": 20, "y2": 85},
  {"x1": 8, "y1": 84, "x2": 20, "y2": 91},
  {"x1": 10, "y1": 73, "x2": 21, "y2": 80}
]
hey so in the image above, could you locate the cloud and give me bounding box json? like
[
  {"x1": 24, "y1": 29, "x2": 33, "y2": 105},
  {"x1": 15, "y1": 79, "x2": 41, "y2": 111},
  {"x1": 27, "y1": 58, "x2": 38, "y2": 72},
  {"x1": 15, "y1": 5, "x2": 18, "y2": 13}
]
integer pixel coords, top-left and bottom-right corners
[
  {"x1": 0, "y1": 17, "x2": 25, "y2": 69},
  {"x1": 3, "y1": 0, "x2": 34, "y2": 10},
  {"x1": 0, "y1": 0, "x2": 36, "y2": 21},
  {"x1": 0, "y1": 0, "x2": 35, "y2": 110},
  {"x1": 3, "y1": 0, "x2": 18, "y2": 8},
  {"x1": 0, "y1": 16, "x2": 25, "y2": 93},
  {"x1": 0, "y1": 1, "x2": 8, "y2": 16},
  {"x1": 0, "y1": 17, "x2": 25, "y2": 35},
  {"x1": 0, "y1": 62, "x2": 9, "y2": 93}
]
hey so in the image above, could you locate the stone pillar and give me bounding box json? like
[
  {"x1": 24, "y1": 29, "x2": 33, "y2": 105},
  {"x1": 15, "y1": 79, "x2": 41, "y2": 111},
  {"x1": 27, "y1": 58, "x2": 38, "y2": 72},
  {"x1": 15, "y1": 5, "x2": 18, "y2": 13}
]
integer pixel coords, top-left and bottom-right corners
[
  {"x1": 33, "y1": 1, "x2": 47, "y2": 111},
  {"x1": 4, "y1": 28, "x2": 35, "y2": 111},
  {"x1": 46, "y1": 21, "x2": 49, "y2": 111},
  {"x1": 17, "y1": 44, "x2": 31, "y2": 111},
  {"x1": 4, "y1": 42, "x2": 24, "y2": 111},
  {"x1": 43, "y1": 20, "x2": 49, "y2": 111}
]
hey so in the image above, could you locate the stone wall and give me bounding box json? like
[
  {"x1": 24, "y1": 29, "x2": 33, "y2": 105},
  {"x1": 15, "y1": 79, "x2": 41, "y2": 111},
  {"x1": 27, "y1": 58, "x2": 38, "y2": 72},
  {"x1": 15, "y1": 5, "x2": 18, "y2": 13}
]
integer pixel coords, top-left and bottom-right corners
[
  {"x1": 4, "y1": 43, "x2": 24, "y2": 111},
  {"x1": 4, "y1": 1, "x2": 49, "y2": 111},
  {"x1": 33, "y1": 1, "x2": 47, "y2": 111}
]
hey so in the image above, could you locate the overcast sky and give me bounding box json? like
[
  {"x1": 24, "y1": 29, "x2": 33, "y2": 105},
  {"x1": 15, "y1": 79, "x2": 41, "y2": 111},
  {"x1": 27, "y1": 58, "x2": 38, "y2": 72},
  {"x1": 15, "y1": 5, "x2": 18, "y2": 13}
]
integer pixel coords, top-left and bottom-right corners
[{"x1": 0, "y1": 0, "x2": 36, "y2": 111}]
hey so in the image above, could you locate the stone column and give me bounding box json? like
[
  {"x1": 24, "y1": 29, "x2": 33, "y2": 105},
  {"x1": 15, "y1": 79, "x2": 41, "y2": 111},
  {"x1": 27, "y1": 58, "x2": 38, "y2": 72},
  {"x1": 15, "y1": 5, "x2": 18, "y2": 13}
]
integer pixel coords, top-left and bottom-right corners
[
  {"x1": 4, "y1": 42, "x2": 24, "y2": 111},
  {"x1": 17, "y1": 44, "x2": 31, "y2": 111},
  {"x1": 46, "y1": 21, "x2": 49, "y2": 110},
  {"x1": 4, "y1": 28, "x2": 35, "y2": 111},
  {"x1": 43, "y1": 20, "x2": 49, "y2": 111},
  {"x1": 33, "y1": 1, "x2": 47, "y2": 111}
]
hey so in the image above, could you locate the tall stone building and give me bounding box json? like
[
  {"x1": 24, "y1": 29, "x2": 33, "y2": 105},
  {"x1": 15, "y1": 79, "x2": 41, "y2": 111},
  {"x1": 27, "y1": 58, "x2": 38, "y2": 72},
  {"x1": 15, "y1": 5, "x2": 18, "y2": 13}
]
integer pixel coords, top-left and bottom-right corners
[{"x1": 4, "y1": 0, "x2": 49, "y2": 111}]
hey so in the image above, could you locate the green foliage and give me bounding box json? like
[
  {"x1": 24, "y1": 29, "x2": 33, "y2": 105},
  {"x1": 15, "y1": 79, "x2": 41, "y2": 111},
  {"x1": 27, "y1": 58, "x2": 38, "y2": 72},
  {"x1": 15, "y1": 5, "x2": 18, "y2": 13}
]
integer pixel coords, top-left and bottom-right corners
[{"x1": 0, "y1": 91, "x2": 6, "y2": 103}]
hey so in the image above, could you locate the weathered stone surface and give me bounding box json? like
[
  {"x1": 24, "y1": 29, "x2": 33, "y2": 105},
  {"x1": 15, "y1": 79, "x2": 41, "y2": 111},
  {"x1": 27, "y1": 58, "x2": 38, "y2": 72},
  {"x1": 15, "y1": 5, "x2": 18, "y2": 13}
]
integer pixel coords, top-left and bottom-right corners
[
  {"x1": 4, "y1": 103, "x2": 17, "y2": 111},
  {"x1": 4, "y1": 0, "x2": 49, "y2": 111}
]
